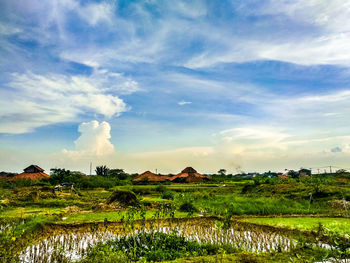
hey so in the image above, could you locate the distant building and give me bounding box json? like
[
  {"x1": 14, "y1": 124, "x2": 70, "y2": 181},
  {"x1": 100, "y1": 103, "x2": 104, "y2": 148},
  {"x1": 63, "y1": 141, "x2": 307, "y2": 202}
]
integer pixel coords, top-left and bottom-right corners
[
  {"x1": 10, "y1": 165, "x2": 50, "y2": 180},
  {"x1": 299, "y1": 168, "x2": 311, "y2": 177},
  {"x1": 133, "y1": 167, "x2": 209, "y2": 183},
  {"x1": 0, "y1": 171, "x2": 18, "y2": 179},
  {"x1": 133, "y1": 171, "x2": 169, "y2": 182},
  {"x1": 277, "y1": 173, "x2": 288, "y2": 179},
  {"x1": 168, "y1": 167, "x2": 209, "y2": 183}
]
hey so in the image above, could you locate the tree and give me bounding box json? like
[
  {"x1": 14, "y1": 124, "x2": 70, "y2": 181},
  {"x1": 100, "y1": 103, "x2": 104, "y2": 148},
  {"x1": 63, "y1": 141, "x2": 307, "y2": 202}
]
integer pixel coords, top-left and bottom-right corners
[
  {"x1": 108, "y1": 169, "x2": 128, "y2": 180},
  {"x1": 288, "y1": 170, "x2": 299, "y2": 179},
  {"x1": 336, "y1": 169, "x2": 347, "y2": 174},
  {"x1": 49, "y1": 168, "x2": 71, "y2": 184},
  {"x1": 218, "y1": 169, "x2": 227, "y2": 176},
  {"x1": 95, "y1": 165, "x2": 109, "y2": 177}
]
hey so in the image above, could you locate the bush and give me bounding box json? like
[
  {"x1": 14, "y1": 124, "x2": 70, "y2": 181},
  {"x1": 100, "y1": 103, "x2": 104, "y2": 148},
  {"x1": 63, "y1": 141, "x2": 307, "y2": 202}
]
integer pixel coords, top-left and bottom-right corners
[
  {"x1": 162, "y1": 191, "x2": 175, "y2": 200},
  {"x1": 155, "y1": 185, "x2": 167, "y2": 193},
  {"x1": 81, "y1": 243, "x2": 128, "y2": 263},
  {"x1": 179, "y1": 201, "x2": 198, "y2": 213},
  {"x1": 84, "y1": 232, "x2": 220, "y2": 262},
  {"x1": 106, "y1": 190, "x2": 138, "y2": 207}
]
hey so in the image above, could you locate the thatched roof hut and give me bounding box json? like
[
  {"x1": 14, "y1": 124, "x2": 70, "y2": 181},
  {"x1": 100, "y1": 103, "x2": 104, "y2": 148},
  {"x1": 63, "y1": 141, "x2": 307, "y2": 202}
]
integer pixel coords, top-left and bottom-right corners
[
  {"x1": 168, "y1": 167, "x2": 209, "y2": 183},
  {"x1": 10, "y1": 165, "x2": 50, "y2": 180},
  {"x1": 133, "y1": 171, "x2": 169, "y2": 182}
]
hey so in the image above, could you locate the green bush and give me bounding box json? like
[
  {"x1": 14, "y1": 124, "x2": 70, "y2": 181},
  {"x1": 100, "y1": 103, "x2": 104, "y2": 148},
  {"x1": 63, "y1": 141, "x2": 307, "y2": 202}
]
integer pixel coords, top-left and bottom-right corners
[
  {"x1": 84, "y1": 232, "x2": 221, "y2": 262},
  {"x1": 162, "y1": 191, "x2": 175, "y2": 200},
  {"x1": 156, "y1": 185, "x2": 167, "y2": 193},
  {"x1": 179, "y1": 201, "x2": 198, "y2": 213},
  {"x1": 80, "y1": 243, "x2": 128, "y2": 263}
]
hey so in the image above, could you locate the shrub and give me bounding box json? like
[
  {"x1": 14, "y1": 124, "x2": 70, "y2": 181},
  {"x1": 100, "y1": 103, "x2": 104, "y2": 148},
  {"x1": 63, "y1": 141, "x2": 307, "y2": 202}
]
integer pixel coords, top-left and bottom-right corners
[
  {"x1": 179, "y1": 201, "x2": 198, "y2": 213},
  {"x1": 84, "y1": 232, "x2": 220, "y2": 262},
  {"x1": 162, "y1": 191, "x2": 175, "y2": 200},
  {"x1": 106, "y1": 190, "x2": 138, "y2": 207},
  {"x1": 155, "y1": 185, "x2": 167, "y2": 193},
  {"x1": 81, "y1": 243, "x2": 128, "y2": 263}
]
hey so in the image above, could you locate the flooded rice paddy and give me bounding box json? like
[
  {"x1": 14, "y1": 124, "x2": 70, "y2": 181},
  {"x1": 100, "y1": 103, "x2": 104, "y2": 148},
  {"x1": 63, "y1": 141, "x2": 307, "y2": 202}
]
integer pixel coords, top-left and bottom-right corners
[{"x1": 18, "y1": 217, "x2": 303, "y2": 262}]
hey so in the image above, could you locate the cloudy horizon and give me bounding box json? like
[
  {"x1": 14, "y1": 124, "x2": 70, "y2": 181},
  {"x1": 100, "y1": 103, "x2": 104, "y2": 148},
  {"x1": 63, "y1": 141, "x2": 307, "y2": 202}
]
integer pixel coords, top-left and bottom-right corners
[{"x1": 1, "y1": 0, "x2": 350, "y2": 174}]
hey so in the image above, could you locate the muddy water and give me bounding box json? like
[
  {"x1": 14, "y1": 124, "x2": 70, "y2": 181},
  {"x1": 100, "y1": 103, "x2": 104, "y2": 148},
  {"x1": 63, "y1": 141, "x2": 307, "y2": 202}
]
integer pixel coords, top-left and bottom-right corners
[{"x1": 20, "y1": 217, "x2": 296, "y2": 263}]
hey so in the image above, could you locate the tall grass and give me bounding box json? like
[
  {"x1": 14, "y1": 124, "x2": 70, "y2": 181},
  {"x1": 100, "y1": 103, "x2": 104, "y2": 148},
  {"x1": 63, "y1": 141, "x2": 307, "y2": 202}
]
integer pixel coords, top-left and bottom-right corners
[{"x1": 177, "y1": 194, "x2": 329, "y2": 216}]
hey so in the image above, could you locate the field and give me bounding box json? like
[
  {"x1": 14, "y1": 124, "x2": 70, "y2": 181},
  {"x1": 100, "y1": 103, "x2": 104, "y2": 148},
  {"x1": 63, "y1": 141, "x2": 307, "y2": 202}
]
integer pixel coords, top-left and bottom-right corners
[
  {"x1": 241, "y1": 217, "x2": 350, "y2": 236},
  {"x1": 0, "y1": 173, "x2": 349, "y2": 262}
]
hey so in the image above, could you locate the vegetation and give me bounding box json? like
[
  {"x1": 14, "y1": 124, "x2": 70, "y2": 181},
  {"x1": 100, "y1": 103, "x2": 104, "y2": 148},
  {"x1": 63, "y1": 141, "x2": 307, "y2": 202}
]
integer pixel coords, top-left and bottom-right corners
[
  {"x1": 83, "y1": 232, "x2": 223, "y2": 262},
  {"x1": 0, "y1": 171, "x2": 349, "y2": 262},
  {"x1": 241, "y1": 217, "x2": 350, "y2": 236}
]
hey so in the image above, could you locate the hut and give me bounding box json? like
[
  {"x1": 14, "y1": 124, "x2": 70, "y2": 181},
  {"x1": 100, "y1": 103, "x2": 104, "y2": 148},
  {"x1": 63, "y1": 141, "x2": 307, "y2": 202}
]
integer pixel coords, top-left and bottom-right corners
[
  {"x1": 299, "y1": 168, "x2": 312, "y2": 177},
  {"x1": 133, "y1": 171, "x2": 169, "y2": 183},
  {"x1": 169, "y1": 167, "x2": 209, "y2": 183},
  {"x1": 11, "y1": 165, "x2": 50, "y2": 180}
]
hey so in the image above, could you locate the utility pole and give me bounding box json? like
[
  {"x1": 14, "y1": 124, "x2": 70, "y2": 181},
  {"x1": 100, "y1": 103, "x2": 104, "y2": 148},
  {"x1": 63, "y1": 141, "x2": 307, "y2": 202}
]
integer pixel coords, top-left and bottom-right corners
[
  {"x1": 330, "y1": 166, "x2": 332, "y2": 174},
  {"x1": 156, "y1": 168, "x2": 158, "y2": 175},
  {"x1": 90, "y1": 162, "x2": 92, "y2": 176}
]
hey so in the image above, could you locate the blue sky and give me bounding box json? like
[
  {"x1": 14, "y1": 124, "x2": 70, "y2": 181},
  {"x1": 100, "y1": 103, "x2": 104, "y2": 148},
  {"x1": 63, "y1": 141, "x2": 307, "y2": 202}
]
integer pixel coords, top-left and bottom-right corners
[{"x1": 1, "y1": 0, "x2": 350, "y2": 174}]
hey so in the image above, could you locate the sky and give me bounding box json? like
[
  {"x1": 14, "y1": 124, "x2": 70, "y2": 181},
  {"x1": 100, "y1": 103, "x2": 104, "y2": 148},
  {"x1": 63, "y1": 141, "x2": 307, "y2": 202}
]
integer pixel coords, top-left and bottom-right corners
[{"x1": 1, "y1": 0, "x2": 350, "y2": 174}]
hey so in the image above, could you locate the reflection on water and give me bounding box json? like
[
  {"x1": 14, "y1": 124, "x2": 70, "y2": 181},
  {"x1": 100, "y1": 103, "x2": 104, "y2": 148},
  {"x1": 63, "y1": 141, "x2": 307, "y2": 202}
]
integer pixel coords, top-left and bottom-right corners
[{"x1": 19, "y1": 219, "x2": 297, "y2": 263}]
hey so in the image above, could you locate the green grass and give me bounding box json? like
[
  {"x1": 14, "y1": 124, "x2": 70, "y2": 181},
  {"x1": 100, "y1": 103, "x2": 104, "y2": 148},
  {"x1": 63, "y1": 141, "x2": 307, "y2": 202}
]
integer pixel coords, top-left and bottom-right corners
[
  {"x1": 142, "y1": 196, "x2": 168, "y2": 202},
  {"x1": 241, "y1": 217, "x2": 350, "y2": 235},
  {"x1": 61, "y1": 210, "x2": 194, "y2": 223},
  {"x1": 159, "y1": 248, "x2": 330, "y2": 263},
  {"x1": 179, "y1": 194, "x2": 329, "y2": 216},
  {"x1": 0, "y1": 206, "x2": 63, "y2": 218}
]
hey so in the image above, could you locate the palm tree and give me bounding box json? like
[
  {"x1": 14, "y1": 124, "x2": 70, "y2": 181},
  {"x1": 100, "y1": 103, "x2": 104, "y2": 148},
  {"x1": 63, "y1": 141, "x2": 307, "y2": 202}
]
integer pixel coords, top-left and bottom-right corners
[{"x1": 95, "y1": 165, "x2": 109, "y2": 176}]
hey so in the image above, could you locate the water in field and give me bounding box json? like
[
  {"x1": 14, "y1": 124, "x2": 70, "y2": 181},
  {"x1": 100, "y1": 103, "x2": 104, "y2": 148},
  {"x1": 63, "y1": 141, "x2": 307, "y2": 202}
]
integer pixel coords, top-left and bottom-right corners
[{"x1": 19, "y1": 218, "x2": 297, "y2": 263}]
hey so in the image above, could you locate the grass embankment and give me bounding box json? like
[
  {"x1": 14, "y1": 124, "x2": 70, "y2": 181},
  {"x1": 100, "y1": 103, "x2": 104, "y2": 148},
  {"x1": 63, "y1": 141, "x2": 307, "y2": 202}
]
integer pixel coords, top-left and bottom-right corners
[
  {"x1": 0, "y1": 206, "x2": 63, "y2": 218},
  {"x1": 177, "y1": 194, "x2": 330, "y2": 216},
  {"x1": 61, "y1": 211, "x2": 194, "y2": 223},
  {"x1": 240, "y1": 217, "x2": 350, "y2": 236},
  {"x1": 160, "y1": 249, "x2": 330, "y2": 263}
]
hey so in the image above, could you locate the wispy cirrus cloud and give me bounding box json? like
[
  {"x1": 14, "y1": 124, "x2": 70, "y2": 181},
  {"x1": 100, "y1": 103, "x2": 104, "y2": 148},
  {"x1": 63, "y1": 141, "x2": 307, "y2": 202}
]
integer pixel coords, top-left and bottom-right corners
[
  {"x1": 0, "y1": 69, "x2": 137, "y2": 134},
  {"x1": 2, "y1": 0, "x2": 350, "y2": 172},
  {"x1": 178, "y1": 101, "x2": 192, "y2": 106}
]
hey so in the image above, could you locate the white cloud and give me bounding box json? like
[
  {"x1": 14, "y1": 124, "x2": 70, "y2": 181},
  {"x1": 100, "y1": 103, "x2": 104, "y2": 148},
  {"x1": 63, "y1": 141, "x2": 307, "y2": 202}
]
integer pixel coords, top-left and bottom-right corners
[
  {"x1": 77, "y1": 2, "x2": 115, "y2": 26},
  {"x1": 0, "y1": 70, "x2": 134, "y2": 133},
  {"x1": 184, "y1": 1, "x2": 350, "y2": 68},
  {"x1": 63, "y1": 120, "x2": 114, "y2": 157},
  {"x1": 0, "y1": 22, "x2": 22, "y2": 35},
  {"x1": 178, "y1": 100, "x2": 192, "y2": 105},
  {"x1": 216, "y1": 126, "x2": 292, "y2": 154},
  {"x1": 256, "y1": 0, "x2": 350, "y2": 32}
]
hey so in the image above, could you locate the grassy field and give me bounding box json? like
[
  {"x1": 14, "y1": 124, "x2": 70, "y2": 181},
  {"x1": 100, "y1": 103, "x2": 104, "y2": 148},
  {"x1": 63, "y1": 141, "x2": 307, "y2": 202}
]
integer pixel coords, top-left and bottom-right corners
[
  {"x1": 1, "y1": 174, "x2": 349, "y2": 262},
  {"x1": 240, "y1": 217, "x2": 350, "y2": 236},
  {"x1": 61, "y1": 210, "x2": 193, "y2": 223}
]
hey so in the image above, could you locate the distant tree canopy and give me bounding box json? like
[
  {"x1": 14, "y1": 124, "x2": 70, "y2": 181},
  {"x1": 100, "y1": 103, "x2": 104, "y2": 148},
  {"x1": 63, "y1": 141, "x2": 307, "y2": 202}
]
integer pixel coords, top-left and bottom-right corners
[
  {"x1": 288, "y1": 170, "x2": 299, "y2": 179},
  {"x1": 49, "y1": 168, "x2": 86, "y2": 185},
  {"x1": 218, "y1": 169, "x2": 227, "y2": 176},
  {"x1": 336, "y1": 169, "x2": 347, "y2": 174},
  {"x1": 95, "y1": 165, "x2": 109, "y2": 177},
  {"x1": 108, "y1": 169, "x2": 128, "y2": 180}
]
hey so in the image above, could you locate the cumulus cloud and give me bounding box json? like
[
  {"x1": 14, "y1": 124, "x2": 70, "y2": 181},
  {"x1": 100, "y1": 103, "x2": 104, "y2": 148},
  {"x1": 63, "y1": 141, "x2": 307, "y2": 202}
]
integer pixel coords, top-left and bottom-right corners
[
  {"x1": 0, "y1": 70, "x2": 136, "y2": 134},
  {"x1": 63, "y1": 120, "x2": 114, "y2": 157}
]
